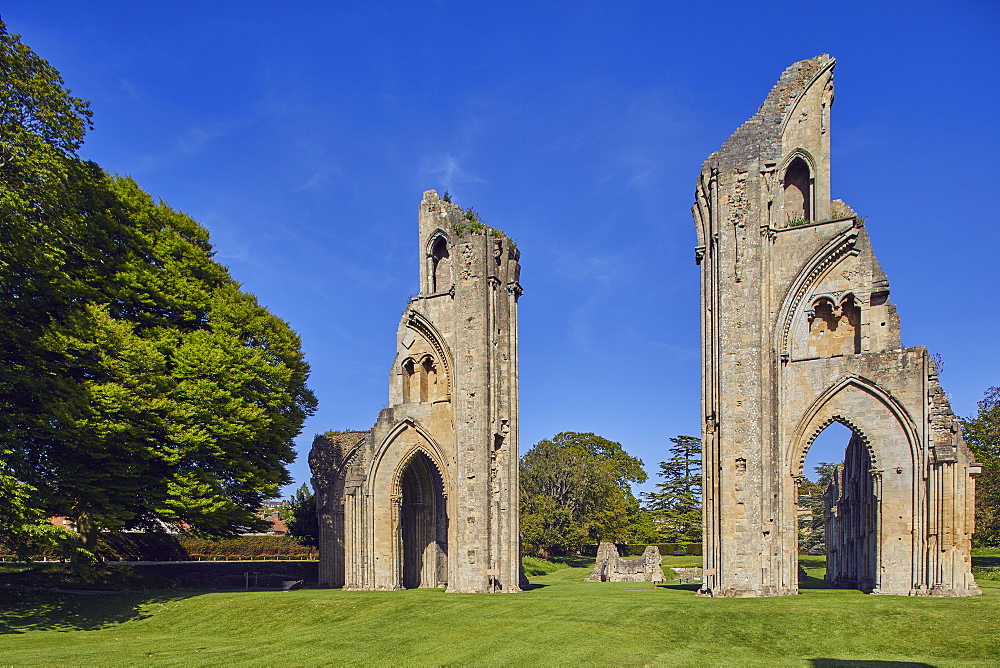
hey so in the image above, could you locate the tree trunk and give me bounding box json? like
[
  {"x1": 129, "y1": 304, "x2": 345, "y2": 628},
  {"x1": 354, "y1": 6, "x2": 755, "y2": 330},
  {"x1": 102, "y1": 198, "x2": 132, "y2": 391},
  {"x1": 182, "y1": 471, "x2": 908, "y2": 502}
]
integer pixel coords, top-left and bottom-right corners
[{"x1": 73, "y1": 511, "x2": 99, "y2": 553}]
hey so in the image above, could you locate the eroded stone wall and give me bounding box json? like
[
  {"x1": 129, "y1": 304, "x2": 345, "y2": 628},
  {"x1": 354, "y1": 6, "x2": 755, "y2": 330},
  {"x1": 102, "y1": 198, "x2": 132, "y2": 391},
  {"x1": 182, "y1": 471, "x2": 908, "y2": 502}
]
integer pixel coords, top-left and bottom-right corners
[
  {"x1": 693, "y1": 56, "x2": 980, "y2": 597},
  {"x1": 585, "y1": 543, "x2": 664, "y2": 583},
  {"x1": 311, "y1": 191, "x2": 523, "y2": 593}
]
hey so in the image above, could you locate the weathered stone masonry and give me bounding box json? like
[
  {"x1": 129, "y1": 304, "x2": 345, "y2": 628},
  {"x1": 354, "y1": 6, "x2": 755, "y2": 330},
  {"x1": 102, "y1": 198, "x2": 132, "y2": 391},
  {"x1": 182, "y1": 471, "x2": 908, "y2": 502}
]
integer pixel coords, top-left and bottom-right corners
[
  {"x1": 693, "y1": 55, "x2": 980, "y2": 597},
  {"x1": 310, "y1": 191, "x2": 523, "y2": 593}
]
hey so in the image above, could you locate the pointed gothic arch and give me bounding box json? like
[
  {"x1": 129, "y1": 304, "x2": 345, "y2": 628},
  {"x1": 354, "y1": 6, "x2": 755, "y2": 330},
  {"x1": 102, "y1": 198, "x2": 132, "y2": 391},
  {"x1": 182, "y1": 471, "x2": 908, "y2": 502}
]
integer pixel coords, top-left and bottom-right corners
[
  {"x1": 394, "y1": 448, "x2": 449, "y2": 589},
  {"x1": 693, "y1": 58, "x2": 978, "y2": 597},
  {"x1": 310, "y1": 190, "x2": 522, "y2": 594},
  {"x1": 788, "y1": 374, "x2": 920, "y2": 478},
  {"x1": 782, "y1": 154, "x2": 814, "y2": 224},
  {"x1": 425, "y1": 231, "x2": 451, "y2": 294},
  {"x1": 405, "y1": 310, "x2": 453, "y2": 399}
]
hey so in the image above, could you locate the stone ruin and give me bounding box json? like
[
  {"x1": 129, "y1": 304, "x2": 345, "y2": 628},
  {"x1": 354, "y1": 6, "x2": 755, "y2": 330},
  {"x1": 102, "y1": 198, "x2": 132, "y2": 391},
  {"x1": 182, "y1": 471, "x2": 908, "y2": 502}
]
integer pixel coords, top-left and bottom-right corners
[
  {"x1": 307, "y1": 56, "x2": 982, "y2": 601},
  {"x1": 693, "y1": 55, "x2": 981, "y2": 597},
  {"x1": 309, "y1": 191, "x2": 523, "y2": 593},
  {"x1": 585, "y1": 543, "x2": 664, "y2": 583}
]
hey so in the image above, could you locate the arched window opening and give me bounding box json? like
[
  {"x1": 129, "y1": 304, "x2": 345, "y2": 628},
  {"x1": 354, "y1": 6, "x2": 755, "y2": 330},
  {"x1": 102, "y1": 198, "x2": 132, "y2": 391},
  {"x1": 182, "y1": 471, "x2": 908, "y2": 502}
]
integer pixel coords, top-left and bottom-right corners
[
  {"x1": 422, "y1": 356, "x2": 439, "y2": 401},
  {"x1": 419, "y1": 356, "x2": 435, "y2": 402},
  {"x1": 399, "y1": 451, "x2": 448, "y2": 588},
  {"x1": 402, "y1": 359, "x2": 417, "y2": 403},
  {"x1": 429, "y1": 236, "x2": 450, "y2": 294},
  {"x1": 808, "y1": 294, "x2": 861, "y2": 357},
  {"x1": 799, "y1": 421, "x2": 876, "y2": 593},
  {"x1": 783, "y1": 157, "x2": 812, "y2": 225}
]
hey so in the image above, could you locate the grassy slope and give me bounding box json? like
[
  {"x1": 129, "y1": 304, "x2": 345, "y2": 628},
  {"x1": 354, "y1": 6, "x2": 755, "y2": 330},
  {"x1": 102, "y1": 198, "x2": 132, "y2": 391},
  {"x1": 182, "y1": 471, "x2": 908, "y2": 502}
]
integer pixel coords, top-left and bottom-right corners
[{"x1": 1, "y1": 563, "x2": 998, "y2": 666}]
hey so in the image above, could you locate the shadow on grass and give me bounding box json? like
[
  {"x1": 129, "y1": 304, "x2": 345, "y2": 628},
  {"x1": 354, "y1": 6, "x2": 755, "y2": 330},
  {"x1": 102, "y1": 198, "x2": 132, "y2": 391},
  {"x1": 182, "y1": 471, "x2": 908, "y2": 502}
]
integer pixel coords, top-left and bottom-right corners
[
  {"x1": 800, "y1": 575, "x2": 836, "y2": 590},
  {"x1": 972, "y1": 556, "x2": 1000, "y2": 568},
  {"x1": 810, "y1": 660, "x2": 933, "y2": 667},
  {"x1": 657, "y1": 583, "x2": 701, "y2": 592},
  {"x1": 0, "y1": 588, "x2": 196, "y2": 634},
  {"x1": 549, "y1": 555, "x2": 595, "y2": 568},
  {"x1": 521, "y1": 582, "x2": 551, "y2": 591}
]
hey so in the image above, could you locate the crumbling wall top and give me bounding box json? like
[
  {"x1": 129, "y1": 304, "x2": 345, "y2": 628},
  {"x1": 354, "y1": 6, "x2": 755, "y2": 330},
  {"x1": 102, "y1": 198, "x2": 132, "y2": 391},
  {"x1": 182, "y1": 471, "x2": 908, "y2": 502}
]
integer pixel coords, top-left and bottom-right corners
[
  {"x1": 309, "y1": 430, "x2": 367, "y2": 485},
  {"x1": 706, "y1": 54, "x2": 833, "y2": 173}
]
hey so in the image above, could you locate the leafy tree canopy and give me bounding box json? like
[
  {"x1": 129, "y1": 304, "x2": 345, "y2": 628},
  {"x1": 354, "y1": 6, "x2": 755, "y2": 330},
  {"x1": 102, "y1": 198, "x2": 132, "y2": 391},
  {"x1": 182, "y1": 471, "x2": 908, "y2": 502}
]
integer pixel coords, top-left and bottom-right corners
[
  {"x1": 0, "y1": 20, "x2": 316, "y2": 558},
  {"x1": 519, "y1": 432, "x2": 645, "y2": 557},
  {"x1": 961, "y1": 386, "x2": 1000, "y2": 547}
]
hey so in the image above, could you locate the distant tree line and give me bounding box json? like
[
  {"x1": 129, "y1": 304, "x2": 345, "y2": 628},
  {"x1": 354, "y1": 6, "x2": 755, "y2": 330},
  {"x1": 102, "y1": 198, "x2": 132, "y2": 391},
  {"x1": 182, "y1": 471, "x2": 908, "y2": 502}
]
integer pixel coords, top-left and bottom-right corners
[
  {"x1": 284, "y1": 390, "x2": 1000, "y2": 556},
  {"x1": 518, "y1": 432, "x2": 702, "y2": 557},
  {"x1": 0, "y1": 21, "x2": 316, "y2": 563},
  {"x1": 963, "y1": 387, "x2": 1000, "y2": 547}
]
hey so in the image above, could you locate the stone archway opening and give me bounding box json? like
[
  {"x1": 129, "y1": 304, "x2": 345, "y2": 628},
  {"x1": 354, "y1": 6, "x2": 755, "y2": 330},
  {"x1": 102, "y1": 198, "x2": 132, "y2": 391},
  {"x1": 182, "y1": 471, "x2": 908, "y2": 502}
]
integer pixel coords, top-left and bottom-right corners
[
  {"x1": 783, "y1": 156, "x2": 812, "y2": 223},
  {"x1": 801, "y1": 420, "x2": 877, "y2": 593},
  {"x1": 399, "y1": 451, "x2": 448, "y2": 589}
]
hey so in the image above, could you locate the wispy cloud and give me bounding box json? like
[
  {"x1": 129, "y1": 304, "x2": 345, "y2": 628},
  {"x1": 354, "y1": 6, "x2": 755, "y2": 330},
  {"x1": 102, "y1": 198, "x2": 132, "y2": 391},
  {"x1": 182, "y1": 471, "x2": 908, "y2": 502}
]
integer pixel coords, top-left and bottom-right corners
[
  {"x1": 135, "y1": 119, "x2": 251, "y2": 173},
  {"x1": 419, "y1": 153, "x2": 485, "y2": 193},
  {"x1": 176, "y1": 126, "x2": 221, "y2": 154},
  {"x1": 295, "y1": 162, "x2": 341, "y2": 192}
]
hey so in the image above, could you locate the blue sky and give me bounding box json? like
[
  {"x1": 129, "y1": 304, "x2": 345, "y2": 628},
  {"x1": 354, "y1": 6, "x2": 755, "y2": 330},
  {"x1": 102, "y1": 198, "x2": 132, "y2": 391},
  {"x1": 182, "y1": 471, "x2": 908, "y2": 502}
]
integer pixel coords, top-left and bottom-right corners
[{"x1": 5, "y1": 1, "x2": 998, "y2": 495}]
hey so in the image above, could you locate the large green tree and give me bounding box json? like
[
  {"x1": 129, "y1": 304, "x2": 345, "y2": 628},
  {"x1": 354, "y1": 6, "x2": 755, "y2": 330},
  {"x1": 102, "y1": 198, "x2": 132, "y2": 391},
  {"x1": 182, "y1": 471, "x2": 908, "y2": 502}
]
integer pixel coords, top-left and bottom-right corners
[
  {"x1": 519, "y1": 432, "x2": 646, "y2": 557},
  {"x1": 641, "y1": 435, "x2": 702, "y2": 543},
  {"x1": 0, "y1": 20, "x2": 317, "y2": 555},
  {"x1": 961, "y1": 386, "x2": 1000, "y2": 547},
  {"x1": 0, "y1": 20, "x2": 108, "y2": 555}
]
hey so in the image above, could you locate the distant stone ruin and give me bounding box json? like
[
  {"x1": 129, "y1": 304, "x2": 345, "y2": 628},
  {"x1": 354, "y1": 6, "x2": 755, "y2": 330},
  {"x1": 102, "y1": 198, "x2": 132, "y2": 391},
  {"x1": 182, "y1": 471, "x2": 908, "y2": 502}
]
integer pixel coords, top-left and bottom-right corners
[{"x1": 585, "y1": 543, "x2": 664, "y2": 583}]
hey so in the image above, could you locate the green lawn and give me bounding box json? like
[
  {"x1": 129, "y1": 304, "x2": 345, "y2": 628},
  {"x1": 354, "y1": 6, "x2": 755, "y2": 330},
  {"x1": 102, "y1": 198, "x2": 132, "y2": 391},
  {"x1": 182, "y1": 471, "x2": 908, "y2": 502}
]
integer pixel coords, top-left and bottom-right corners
[{"x1": 1, "y1": 562, "x2": 998, "y2": 666}]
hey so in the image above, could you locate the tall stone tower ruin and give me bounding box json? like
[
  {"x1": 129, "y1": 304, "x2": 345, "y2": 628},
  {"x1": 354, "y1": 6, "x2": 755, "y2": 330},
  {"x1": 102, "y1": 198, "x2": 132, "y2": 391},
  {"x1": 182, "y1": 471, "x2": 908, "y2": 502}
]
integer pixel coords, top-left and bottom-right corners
[
  {"x1": 310, "y1": 191, "x2": 523, "y2": 593},
  {"x1": 693, "y1": 55, "x2": 981, "y2": 597}
]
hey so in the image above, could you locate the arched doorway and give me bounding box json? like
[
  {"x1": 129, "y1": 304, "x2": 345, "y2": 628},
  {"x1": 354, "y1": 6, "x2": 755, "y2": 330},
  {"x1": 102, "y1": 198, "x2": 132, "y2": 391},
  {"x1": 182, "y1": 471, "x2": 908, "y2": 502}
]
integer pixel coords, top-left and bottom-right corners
[
  {"x1": 801, "y1": 421, "x2": 877, "y2": 592},
  {"x1": 398, "y1": 451, "x2": 448, "y2": 589}
]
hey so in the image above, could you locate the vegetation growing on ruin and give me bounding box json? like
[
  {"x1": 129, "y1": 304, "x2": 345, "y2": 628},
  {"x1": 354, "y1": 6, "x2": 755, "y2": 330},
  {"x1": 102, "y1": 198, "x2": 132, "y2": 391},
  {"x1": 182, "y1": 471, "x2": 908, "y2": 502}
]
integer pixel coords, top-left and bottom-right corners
[{"x1": 448, "y1": 203, "x2": 517, "y2": 250}]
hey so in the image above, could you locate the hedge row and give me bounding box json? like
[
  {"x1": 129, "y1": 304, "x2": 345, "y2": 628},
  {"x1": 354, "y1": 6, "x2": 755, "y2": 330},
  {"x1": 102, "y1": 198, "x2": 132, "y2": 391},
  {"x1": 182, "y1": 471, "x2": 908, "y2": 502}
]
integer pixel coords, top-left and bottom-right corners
[
  {"x1": 0, "y1": 534, "x2": 316, "y2": 561},
  {"x1": 179, "y1": 536, "x2": 316, "y2": 559}
]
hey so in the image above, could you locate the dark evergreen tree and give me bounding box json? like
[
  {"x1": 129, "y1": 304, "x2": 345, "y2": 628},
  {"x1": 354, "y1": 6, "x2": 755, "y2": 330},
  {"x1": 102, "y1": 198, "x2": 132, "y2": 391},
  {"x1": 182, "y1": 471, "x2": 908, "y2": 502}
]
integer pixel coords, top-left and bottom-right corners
[
  {"x1": 797, "y1": 461, "x2": 839, "y2": 553},
  {"x1": 642, "y1": 435, "x2": 702, "y2": 542}
]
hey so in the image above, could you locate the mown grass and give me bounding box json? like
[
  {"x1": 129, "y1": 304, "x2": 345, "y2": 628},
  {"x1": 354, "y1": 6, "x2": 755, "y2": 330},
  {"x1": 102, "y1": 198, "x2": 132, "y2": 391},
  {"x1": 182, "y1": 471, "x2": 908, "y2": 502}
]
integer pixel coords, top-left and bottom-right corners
[
  {"x1": 521, "y1": 555, "x2": 567, "y2": 576},
  {"x1": 972, "y1": 548, "x2": 1000, "y2": 581},
  {"x1": 1, "y1": 560, "x2": 998, "y2": 666}
]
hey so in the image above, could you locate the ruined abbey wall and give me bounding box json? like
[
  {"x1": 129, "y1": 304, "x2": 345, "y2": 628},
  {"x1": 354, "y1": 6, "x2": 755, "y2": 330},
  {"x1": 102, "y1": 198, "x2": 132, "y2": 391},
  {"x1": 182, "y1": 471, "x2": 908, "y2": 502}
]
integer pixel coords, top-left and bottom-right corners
[
  {"x1": 693, "y1": 55, "x2": 980, "y2": 597},
  {"x1": 309, "y1": 191, "x2": 523, "y2": 593}
]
